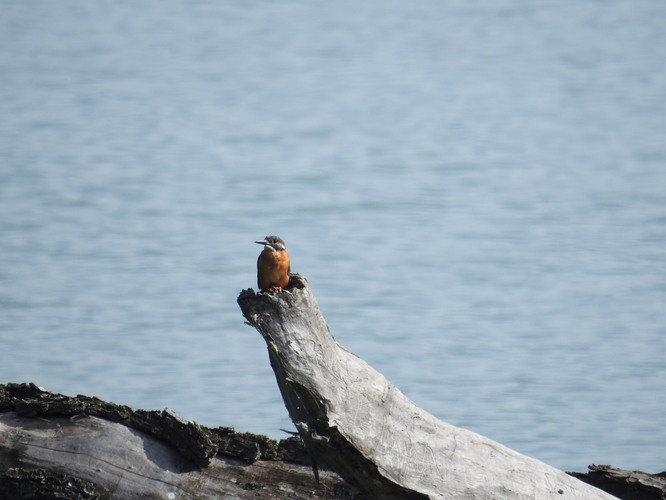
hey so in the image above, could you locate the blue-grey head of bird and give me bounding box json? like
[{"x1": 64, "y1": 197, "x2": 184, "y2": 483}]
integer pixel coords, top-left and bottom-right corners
[{"x1": 255, "y1": 236, "x2": 285, "y2": 252}]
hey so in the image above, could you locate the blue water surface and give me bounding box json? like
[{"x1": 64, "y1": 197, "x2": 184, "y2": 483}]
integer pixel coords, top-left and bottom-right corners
[{"x1": 1, "y1": 1, "x2": 665, "y2": 473}]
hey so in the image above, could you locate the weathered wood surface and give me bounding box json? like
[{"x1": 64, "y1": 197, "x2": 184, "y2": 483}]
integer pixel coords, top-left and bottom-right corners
[
  {"x1": 1, "y1": 274, "x2": 659, "y2": 499},
  {"x1": 237, "y1": 274, "x2": 619, "y2": 500},
  {"x1": 0, "y1": 383, "x2": 357, "y2": 499},
  {"x1": 570, "y1": 465, "x2": 666, "y2": 500}
]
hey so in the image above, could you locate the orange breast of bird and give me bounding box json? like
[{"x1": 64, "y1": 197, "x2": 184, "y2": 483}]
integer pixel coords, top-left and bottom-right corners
[{"x1": 257, "y1": 248, "x2": 290, "y2": 291}]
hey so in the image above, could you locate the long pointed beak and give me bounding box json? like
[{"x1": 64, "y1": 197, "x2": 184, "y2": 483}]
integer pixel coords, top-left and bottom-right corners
[{"x1": 255, "y1": 240, "x2": 269, "y2": 245}]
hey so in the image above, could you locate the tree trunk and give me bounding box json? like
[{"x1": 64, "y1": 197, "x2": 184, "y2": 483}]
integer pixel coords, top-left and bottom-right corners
[
  {"x1": 237, "y1": 274, "x2": 619, "y2": 500},
  {"x1": 570, "y1": 465, "x2": 666, "y2": 500},
  {"x1": 0, "y1": 413, "x2": 354, "y2": 499},
  {"x1": 0, "y1": 383, "x2": 357, "y2": 499},
  {"x1": 2, "y1": 274, "x2": 657, "y2": 499}
]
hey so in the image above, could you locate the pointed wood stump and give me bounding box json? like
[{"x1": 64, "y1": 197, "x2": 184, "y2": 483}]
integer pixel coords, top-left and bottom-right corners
[{"x1": 237, "y1": 274, "x2": 618, "y2": 500}]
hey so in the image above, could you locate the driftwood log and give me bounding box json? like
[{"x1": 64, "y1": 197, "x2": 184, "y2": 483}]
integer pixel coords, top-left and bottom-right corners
[
  {"x1": 0, "y1": 383, "x2": 356, "y2": 499},
  {"x1": 571, "y1": 465, "x2": 666, "y2": 500},
  {"x1": 237, "y1": 274, "x2": 620, "y2": 500},
  {"x1": 2, "y1": 274, "x2": 662, "y2": 499}
]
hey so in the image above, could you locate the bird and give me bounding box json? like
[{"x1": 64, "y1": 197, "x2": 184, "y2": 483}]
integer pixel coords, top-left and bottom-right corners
[{"x1": 255, "y1": 235, "x2": 290, "y2": 292}]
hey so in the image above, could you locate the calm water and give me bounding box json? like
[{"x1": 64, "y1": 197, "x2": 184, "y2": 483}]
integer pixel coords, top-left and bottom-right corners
[{"x1": 1, "y1": 1, "x2": 665, "y2": 473}]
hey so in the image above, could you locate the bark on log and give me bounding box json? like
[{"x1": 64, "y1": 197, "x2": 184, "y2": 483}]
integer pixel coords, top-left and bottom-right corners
[
  {"x1": 0, "y1": 383, "x2": 357, "y2": 499},
  {"x1": 237, "y1": 274, "x2": 620, "y2": 500},
  {"x1": 570, "y1": 465, "x2": 666, "y2": 500},
  {"x1": 1, "y1": 274, "x2": 658, "y2": 499}
]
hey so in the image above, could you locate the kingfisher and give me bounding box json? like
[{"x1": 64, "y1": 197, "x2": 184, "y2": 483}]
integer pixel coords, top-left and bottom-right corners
[{"x1": 255, "y1": 236, "x2": 290, "y2": 292}]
